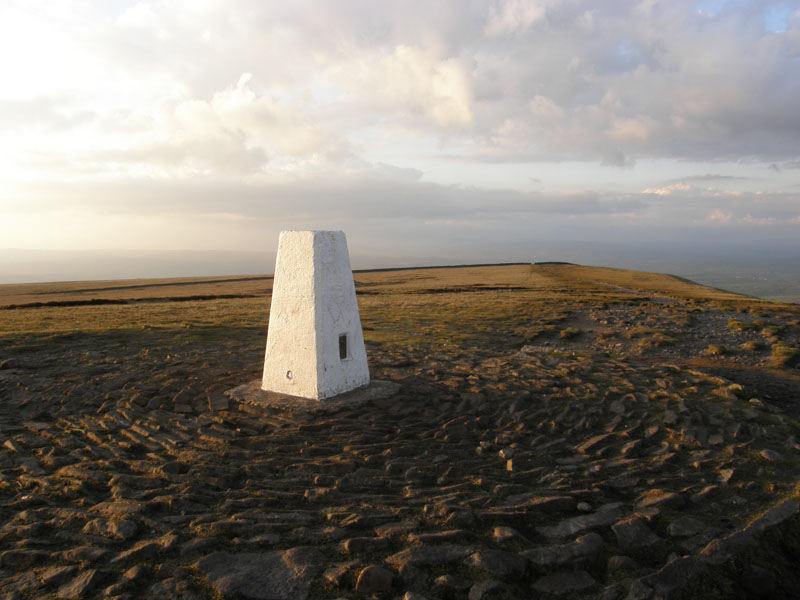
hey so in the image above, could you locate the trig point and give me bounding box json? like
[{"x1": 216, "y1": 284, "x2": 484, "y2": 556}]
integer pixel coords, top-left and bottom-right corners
[{"x1": 261, "y1": 230, "x2": 370, "y2": 400}]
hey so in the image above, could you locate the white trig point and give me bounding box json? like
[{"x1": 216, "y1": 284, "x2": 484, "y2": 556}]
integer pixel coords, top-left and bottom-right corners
[{"x1": 261, "y1": 230, "x2": 370, "y2": 400}]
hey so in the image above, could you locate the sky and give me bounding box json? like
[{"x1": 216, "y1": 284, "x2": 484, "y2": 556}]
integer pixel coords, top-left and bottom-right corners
[{"x1": 1, "y1": 0, "x2": 799, "y2": 283}]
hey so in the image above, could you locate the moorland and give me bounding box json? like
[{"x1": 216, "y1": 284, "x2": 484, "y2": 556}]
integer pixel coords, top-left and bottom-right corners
[{"x1": 1, "y1": 264, "x2": 800, "y2": 599}]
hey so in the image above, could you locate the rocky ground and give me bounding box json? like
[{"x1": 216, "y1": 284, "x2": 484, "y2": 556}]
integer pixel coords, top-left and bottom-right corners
[{"x1": 1, "y1": 265, "x2": 800, "y2": 599}]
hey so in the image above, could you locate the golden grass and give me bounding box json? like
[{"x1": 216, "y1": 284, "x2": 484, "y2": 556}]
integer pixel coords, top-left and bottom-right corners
[
  {"x1": 548, "y1": 264, "x2": 764, "y2": 303},
  {"x1": 0, "y1": 275, "x2": 272, "y2": 306},
  {"x1": 1, "y1": 264, "x2": 795, "y2": 344}
]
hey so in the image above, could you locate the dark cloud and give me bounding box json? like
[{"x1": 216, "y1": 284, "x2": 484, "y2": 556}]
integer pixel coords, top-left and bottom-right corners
[{"x1": 6, "y1": 174, "x2": 649, "y2": 223}]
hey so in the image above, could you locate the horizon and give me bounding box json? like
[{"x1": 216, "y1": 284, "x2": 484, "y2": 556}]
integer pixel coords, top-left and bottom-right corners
[{"x1": 2, "y1": 241, "x2": 799, "y2": 304}]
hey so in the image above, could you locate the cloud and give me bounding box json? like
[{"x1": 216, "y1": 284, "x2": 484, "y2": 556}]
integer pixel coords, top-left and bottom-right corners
[
  {"x1": 737, "y1": 215, "x2": 776, "y2": 226},
  {"x1": 678, "y1": 174, "x2": 752, "y2": 182},
  {"x1": 5, "y1": 170, "x2": 653, "y2": 226},
  {"x1": 0, "y1": 97, "x2": 95, "y2": 131},
  {"x1": 707, "y1": 209, "x2": 733, "y2": 224},
  {"x1": 8, "y1": 73, "x2": 353, "y2": 177},
  {"x1": 485, "y1": 0, "x2": 559, "y2": 36},
  {"x1": 331, "y1": 45, "x2": 474, "y2": 129},
  {"x1": 4, "y1": 0, "x2": 800, "y2": 172},
  {"x1": 1, "y1": 0, "x2": 799, "y2": 267},
  {"x1": 642, "y1": 183, "x2": 692, "y2": 196}
]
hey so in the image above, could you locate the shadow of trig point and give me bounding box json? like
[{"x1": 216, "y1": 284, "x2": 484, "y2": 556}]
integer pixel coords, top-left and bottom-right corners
[{"x1": 226, "y1": 230, "x2": 398, "y2": 412}]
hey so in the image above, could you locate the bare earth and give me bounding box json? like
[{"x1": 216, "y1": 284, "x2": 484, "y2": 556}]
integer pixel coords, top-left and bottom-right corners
[{"x1": 1, "y1": 264, "x2": 799, "y2": 599}]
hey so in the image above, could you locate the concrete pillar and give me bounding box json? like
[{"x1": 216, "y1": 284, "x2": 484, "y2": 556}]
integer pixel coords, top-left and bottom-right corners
[{"x1": 261, "y1": 230, "x2": 370, "y2": 400}]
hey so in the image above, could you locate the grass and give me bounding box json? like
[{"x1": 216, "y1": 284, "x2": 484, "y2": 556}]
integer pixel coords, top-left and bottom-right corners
[
  {"x1": 769, "y1": 343, "x2": 799, "y2": 369},
  {"x1": 704, "y1": 344, "x2": 728, "y2": 356},
  {"x1": 639, "y1": 332, "x2": 678, "y2": 348},
  {"x1": 727, "y1": 318, "x2": 759, "y2": 332},
  {"x1": 559, "y1": 327, "x2": 581, "y2": 340},
  {"x1": 2, "y1": 263, "x2": 797, "y2": 363},
  {"x1": 740, "y1": 340, "x2": 766, "y2": 351}
]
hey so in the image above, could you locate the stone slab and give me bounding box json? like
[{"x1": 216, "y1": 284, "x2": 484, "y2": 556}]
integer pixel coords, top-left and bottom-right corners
[
  {"x1": 225, "y1": 379, "x2": 400, "y2": 414},
  {"x1": 195, "y1": 547, "x2": 325, "y2": 600}
]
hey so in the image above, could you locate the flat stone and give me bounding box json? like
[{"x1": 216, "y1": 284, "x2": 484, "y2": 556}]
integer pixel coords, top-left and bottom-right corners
[
  {"x1": 386, "y1": 545, "x2": 476, "y2": 568},
  {"x1": 536, "y1": 503, "x2": 624, "y2": 539},
  {"x1": 493, "y1": 526, "x2": 525, "y2": 542},
  {"x1": 82, "y1": 517, "x2": 138, "y2": 540},
  {"x1": 40, "y1": 566, "x2": 78, "y2": 587},
  {"x1": 195, "y1": 547, "x2": 325, "y2": 600},
  {"x1": 621, "y1": 439, "x2": 642, "y2": 456},
  {"x1": 464, "y1": 549, "x2": 527, "y2": 579},
  {"x1": 760, "y1": 449, "x2": 784, "y2": 462},
  {"x1": 90, "y1": 499, "x2": 144, "y2": 518},
  {"x1": 576, "y1": 433, "x2": 613, "y2": 454},
  {"x1": 112, "y1": 540, "x2": 161, "y2": 563},
  {"x1": 533, "y1": 570, "x2": 596, "y2": 595},
  {"x1": 0, "y1": 550, "x2": 48, "y2": 569},
  {"x1": 612, "y1": 516, "x2": 662, "y2": 552},
  {"x1": 208, "y1": 396, "x2": 229, "y2": 411},
  {"x1": 374, "y1": 521, "x2": 417, "y2": 539},
  {"x1": 635, "y1": 489, "x2": 684, "y2": 510},
  {"x1": 625, "y1": 580, "x2": 654, "y2": 600},
  {"x1": 607, "y1": 555, "x2": 637, "y2": 573},
  {"x1": 667, "y1": 516, "x2": 704, "y2": 538},
  {"x1": 468, "y1": 580, "x2": 506, "y2": 600},
  {"x1": 60, "y1": 546, "x2": 107, "y2": 563},
  {"x1": 434, "y1": 574, "x2": 471, "y2": 591},
  {"x1": 123, "y1": 564, "x2": 151, "y2": 583},
  {"x1": 697, "y1": 502, "x2": 798, "y2": 567},
  {"x1": 700, "y1": 530, "x2": 755, "y2": 566},
  {"x1": 640, "y1": 556, "x2": 707, "y2": 598},
  {"x1": 503, "y1": 494, "x2": 576, "y2": 512},
  {"x1": 56, "y1": 570, "x2": 101, "y2": 599},
  {"x1": 355, "y1": 565, "x2": 393, "y2": 594},
  {"x1": 322, "y1": 560, "x2": 358, "y2": 586},
  {"x1": 718, "y1": 468, "x2": 735, "y2": 485},
  {"x1": 341, "y1": 536, "x2": 389, "y2": 554},
  {"x1": 745, "y1": 498, "x2": 800, "y2": 536},
  {"x1": 408, "y1": 529, "x2": 472, "y2": 544},
  {"x1": 522, "y1": 532, "x2": 604, "y2": 567}
]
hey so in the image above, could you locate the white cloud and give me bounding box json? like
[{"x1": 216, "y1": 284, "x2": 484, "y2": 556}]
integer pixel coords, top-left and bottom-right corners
[
  {"x1": 737, "y1": 215, "x2": 776, "y2": 226},
  {"x1": 707, "y1": 209, "x2": 733, "y2": 224},
  {"x1": 331, "y1": 45, "x2": 474, "y2": 129},
  {"x1": 642, "y1": 183, "x2": 691, "y2": 195},
  {"x1": 485, "y1": 0, "x2": 559, "y2": 36}
]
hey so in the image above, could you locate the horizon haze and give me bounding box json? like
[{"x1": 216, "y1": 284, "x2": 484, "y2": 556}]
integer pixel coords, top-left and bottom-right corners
[{"x1": 2, "y1": 239, "x2": 799, "y2": 303}]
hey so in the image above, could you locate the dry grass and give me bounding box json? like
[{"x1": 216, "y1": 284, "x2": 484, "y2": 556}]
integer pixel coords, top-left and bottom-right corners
[
  {"x1": 0, "y1": 275, "x2": 272, "y2": 306},
  {"x1": 1, "y1": 265, "x2": 796, "y2": 357},
  {"x1": 704, "y1": 344, "x2": 728, "y2": 356},
  {"x1": 770, "y1": 343, "x2": 799, "y2": 368}
]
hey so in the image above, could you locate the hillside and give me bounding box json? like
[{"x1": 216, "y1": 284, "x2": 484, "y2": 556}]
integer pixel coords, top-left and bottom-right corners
[{"x1": 1, "y1": 264, "x2": 799, "y2": 599}]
